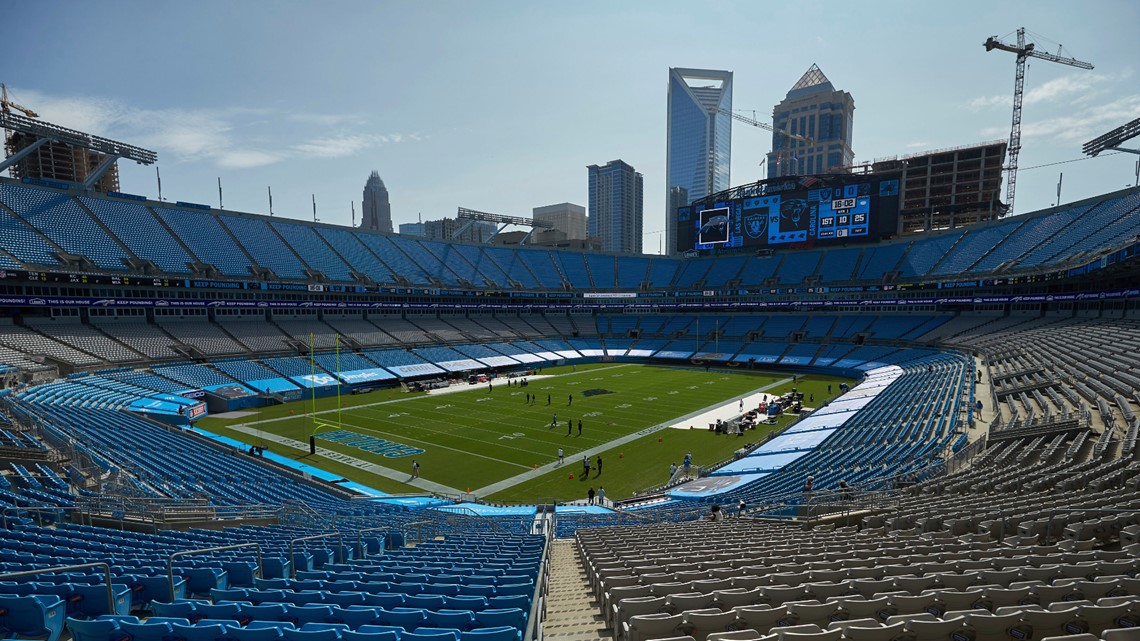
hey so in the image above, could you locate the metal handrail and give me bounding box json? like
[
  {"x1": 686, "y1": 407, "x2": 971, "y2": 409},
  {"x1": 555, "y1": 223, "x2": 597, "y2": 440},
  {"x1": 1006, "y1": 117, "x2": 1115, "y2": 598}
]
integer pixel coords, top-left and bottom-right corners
[
  {"x1": 288, "y1": 533, "x2": 343, "y2": 577},
  {"x1": 356, "y1": 527, "x2": 388, "y2": 559},
  {"x1": 524, "y1": 535, "x2": 552, "y2": 641},
  {"x1": 0, "y1": 506, "x2": 70, "y2": 528},
  {"x1": 0, "y1": 562, "x2": 114, "y2": 614},
  {"x1": 168, "y1": 543, "x2": 262, "y2": 599}
]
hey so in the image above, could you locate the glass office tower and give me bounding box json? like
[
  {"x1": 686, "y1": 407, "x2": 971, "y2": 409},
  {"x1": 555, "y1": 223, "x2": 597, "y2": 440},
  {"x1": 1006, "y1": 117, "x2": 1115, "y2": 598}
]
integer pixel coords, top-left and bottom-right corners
[{"x1": 666, "y1": 68, "x2": 732, "y2": 255}]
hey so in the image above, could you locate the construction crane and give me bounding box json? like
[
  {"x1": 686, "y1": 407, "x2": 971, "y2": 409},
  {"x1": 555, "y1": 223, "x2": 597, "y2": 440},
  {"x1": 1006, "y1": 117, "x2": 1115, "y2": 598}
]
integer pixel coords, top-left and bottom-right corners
[
  {"x1": 984, "y1": 28, "x2": 1092, "y2": 215},
  {"x1": 719, "y1": 108, "x2": 813, "y2": 146},
  {"x1": 0, "y1": 83, "x2": 38, "y2": 118}
]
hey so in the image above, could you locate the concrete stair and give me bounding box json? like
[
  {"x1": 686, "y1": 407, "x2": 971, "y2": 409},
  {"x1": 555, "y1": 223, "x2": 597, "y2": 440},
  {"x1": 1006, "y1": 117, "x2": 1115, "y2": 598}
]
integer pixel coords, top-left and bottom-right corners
[{"x1": 542, "y1": 538, "x2": 609, "y2": 641}]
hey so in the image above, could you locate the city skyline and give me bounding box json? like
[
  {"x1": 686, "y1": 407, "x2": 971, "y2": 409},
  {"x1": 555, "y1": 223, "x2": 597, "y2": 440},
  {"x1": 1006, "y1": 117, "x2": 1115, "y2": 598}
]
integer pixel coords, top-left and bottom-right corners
[{"x1": 3, "y1": 2, "x2": 1139, "y2": 253}]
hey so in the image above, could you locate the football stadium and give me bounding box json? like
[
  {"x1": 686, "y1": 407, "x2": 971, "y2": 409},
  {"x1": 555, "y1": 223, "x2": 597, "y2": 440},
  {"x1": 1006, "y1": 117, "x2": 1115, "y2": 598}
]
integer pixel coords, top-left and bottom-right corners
[{"x1": 1, "y1": 6, "x2": 1140, "y2": 641}]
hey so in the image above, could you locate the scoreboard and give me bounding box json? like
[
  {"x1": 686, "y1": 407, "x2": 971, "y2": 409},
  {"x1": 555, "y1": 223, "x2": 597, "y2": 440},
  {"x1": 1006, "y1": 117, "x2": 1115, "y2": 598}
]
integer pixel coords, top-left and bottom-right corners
[{"x1": 678, "y1": 175, "x2": 900, "y2": 252}]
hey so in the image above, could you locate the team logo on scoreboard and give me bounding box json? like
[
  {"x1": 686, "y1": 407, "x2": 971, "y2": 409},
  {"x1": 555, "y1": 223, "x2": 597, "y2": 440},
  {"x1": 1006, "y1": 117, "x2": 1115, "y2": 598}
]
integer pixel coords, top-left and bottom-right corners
[{"x1": 744, "y1": 214, "x2": 765, "y2": 239}]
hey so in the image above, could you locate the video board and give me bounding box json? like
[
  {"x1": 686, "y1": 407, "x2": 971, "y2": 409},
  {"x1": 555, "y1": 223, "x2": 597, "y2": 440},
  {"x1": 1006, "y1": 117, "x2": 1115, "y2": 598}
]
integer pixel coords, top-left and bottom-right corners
[{"x1": 677, "y1": 175, "x2": 900, "y2": 252}]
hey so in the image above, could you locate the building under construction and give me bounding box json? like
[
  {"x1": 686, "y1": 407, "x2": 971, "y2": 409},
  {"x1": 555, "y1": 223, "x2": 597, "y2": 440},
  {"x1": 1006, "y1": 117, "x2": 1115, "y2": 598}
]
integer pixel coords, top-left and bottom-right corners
[
  {"x1": 872, "y1": 140, "x2": 1007, "y2": 234},
  {"x1": 4, "y1": 131, "x2": 120, "y2": 192}
]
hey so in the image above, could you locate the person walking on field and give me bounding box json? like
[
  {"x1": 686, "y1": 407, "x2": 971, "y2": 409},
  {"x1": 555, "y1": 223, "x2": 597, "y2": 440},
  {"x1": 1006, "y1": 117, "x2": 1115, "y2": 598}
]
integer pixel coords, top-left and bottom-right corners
[
  {"x1": 577, "y1": 419, "x2": 582, "y2": 436},
  {"x1": 595, "y1": 455, "x2": 603, "y2": 477},
  {"x1": 568, "y1": 394, "x2": 573, "y2": 406},
  {"x1": 411, "y1": 460, "x2": 420, "y2": 479},
  {"x1": 587, "y1": 487, "x2": 595, "y2": 505},
  {"x1": 557, "y1": 447, "x2": 564, "y2": 465},
  {"x1": 597, "y1": 486, "x2": 605, "y2": 505},
  {"x1": 583, "y1": 455, "x2": 590, "y2": 477},
  {"x1": 567, "y1": 419, "x2": 572, "y2": 436}
]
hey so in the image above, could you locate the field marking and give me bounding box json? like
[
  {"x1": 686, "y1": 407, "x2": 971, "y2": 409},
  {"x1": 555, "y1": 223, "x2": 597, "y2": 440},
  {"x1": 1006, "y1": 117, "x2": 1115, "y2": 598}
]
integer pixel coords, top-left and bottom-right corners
[
  {"x1": 211, "y1": 364, "x2": 793, "y2": 495},
  {"x1": 228, "y1": 363, "x2": 637, "y2": 429},
  {"x1": 472, "y1": 376, "x2": 794, "y2": 496},
  {"x1": 329, "y1": 418, "x2": 534, "y2": 469},
  {"x1": 223, "y1": 424, "x2": 464, "y2": 495}
]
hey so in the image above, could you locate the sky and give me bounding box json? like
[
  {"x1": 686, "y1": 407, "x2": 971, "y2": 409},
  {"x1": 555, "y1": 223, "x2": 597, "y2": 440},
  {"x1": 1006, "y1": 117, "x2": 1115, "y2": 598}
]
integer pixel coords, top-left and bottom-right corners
[{"x1": 5, "y1": 0, "x2": 1139, "y2": 254}]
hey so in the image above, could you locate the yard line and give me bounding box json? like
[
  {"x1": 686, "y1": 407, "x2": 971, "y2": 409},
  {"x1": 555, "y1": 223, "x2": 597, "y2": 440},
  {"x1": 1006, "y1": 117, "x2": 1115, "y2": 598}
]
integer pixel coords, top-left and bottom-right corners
[
  {"x1": 472, "y1": 376, "x2": 794, "y2": 496},
  {"x1": 238, "y1": 363, "x2": 638, "y2": 428},
  {"x1": 327, "y1": 418, "x2": 533, "y2": 469}
]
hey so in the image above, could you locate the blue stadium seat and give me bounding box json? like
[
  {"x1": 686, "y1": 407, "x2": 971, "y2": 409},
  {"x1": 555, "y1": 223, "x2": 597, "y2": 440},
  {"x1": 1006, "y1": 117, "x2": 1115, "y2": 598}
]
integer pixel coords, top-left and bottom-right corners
[
  {"x1": 0, "y1": 594, "x2": 66, "y2": 641},
  {"x1": 227, "y1": 626, "x2": 285, "y2": 641},
  {"x1": 460, "y1": 626, "x2": 521, "y2": 641},
  {"x1": 170, "y1": 622, "x2": 229, "y2": 641},
  {"x1": 340, "y1": 630, "x2": 399, "y2": 641},
  {"x1": 472, "y1": 608, "x2": 526, "y2": 631},
  {"x1": 401, "y1": 629, "x2": 461, "y2": 641},
  {"x1": 66, "y1": 617, "x2": 127, "y2": 641}
]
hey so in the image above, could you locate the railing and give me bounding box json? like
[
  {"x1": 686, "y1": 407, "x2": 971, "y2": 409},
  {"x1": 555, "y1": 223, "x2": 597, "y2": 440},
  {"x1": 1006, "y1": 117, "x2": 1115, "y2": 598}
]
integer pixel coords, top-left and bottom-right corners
[
  {"x1": 0, "y1": 563, "x2": 115, "y2": 615},
  {"x1": 168, "y1": 543, "x2": 262, "y2": 601},
  {"x1": 402, "y1": 520, "x2": 438, "y2": 546},
  {"x1": 75, "y1": 496, "x2": 281, "y2": 530},
  {"x1": 356, "y1": 526, "x2": 388, "y2": 559},
  {"x1": 429, "y1": 505, "x2": 514, "y2": 536},
  {"x1": 526, "y1": 533, "x2": 553, "y2": 641},
  {"x1": 289, "y1": 533, "x2": 344, "y2": 577},
  {"x1": 1, "y1": 505, "x2": 72, "y2": 528}
]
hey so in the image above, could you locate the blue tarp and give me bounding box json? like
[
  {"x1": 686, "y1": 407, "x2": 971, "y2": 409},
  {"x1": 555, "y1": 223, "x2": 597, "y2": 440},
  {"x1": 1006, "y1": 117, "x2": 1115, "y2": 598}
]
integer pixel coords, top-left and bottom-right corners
[
  {"x1": 447, "y1": 503, "x2": 536, "y2": 516},
  {"x1": 556, "y1": 504, "x2": 613, "y2": 514},
  {"x1": 247, "y1": 377, "x2": 302, "y2": 393},
  {"x1": 713, "y1": 450, "x2": 811, "y2": 475},
  {"x1": 335, "y1": 368, "x2": 396, "y2": 384},
  {"x1": 435, "y1": 359, "x2": 485, "y2": 372},
  {"x1": 669, "y1": 472, "x2": 770, "y2": 498},
  {"x1": 386, "y1": 363, "x2": 446, "y2": 378}
]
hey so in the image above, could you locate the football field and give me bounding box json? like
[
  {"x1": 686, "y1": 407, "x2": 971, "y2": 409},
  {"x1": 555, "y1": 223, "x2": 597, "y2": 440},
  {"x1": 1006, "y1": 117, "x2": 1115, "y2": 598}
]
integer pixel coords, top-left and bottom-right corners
[{"x1": 196, "y1": 363, "x2": 853, "y2": 503}]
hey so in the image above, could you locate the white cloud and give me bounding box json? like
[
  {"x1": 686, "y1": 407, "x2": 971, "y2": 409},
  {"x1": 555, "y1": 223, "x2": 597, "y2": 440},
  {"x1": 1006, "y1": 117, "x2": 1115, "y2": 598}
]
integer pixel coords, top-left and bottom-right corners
[
  {"x1": 6, "y1": 87, "x2": 418, "y2": 170},
  {"x1": 217, "y1": 149, "x2": 286, "y2": 169},
  {"x1": 292, "y1": 134, "x2": 392, "y2": 158},
  {"x1": 968, "y1": 95, "x2": 1007, "y2": 111},
  {"x1": 980, "y1": 94, "x2": 1140, "y2": 143},
  {"x1": 1018, "y1": 94, "x2": 1140, "y2": 142},
  {"x1": 1024, "y1": 73, "x2": 1105, "y2": 106}
]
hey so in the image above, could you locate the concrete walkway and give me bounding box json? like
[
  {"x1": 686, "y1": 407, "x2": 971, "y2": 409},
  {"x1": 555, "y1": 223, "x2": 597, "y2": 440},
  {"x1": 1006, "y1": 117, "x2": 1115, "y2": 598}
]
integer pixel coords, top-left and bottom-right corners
[{"x1": 471, "y1": 377, "x2": 792, "y2": 496}]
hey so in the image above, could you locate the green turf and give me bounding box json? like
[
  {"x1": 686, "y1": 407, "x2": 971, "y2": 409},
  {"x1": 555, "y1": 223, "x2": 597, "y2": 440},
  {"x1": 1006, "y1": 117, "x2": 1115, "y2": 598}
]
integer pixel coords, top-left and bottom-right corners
[{"x1": 196, "y1": 363, "x2": 853, "y2": 502}]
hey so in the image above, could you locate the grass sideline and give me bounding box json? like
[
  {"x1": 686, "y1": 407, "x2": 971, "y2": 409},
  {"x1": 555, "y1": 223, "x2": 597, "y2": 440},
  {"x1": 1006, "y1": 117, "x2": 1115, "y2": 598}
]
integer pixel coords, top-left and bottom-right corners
[{"x1": 196, "y1": 363, "x2": 853, "y2": 502}]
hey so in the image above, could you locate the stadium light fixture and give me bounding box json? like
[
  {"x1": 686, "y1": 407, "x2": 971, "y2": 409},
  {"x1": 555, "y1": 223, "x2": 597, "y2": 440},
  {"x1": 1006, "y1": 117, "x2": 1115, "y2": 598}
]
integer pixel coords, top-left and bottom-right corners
[
  {"x1": 1083, "y1": 117, "x2": 1140, "y2": 157},
  {"x1": 0, "y1": 110, "x2": 157, "y2": 165}
]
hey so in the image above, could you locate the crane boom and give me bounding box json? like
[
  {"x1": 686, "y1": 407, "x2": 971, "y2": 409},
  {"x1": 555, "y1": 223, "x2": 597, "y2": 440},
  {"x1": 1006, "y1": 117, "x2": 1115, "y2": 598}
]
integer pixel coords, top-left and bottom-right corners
[
  {"x1": 984, "y1": 28, "x2": 1092, "y2": 215},
  {"x1": 718, "y1": 108, "x2": 813, "y2": 146},
  {"x1": 0, "y1": 83, "x2": 38, "y2": 118}
]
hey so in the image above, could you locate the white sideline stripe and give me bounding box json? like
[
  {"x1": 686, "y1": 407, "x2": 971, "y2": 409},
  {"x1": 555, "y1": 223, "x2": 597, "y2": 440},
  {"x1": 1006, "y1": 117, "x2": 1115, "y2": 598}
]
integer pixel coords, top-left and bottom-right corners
[{"x1": 237, "y1": 363, "x2": 636, "y2": 427}]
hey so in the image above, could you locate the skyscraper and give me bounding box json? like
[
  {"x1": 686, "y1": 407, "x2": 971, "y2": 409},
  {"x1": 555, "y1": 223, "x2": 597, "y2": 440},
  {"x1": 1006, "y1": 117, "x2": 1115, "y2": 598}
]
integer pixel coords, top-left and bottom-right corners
[
  {"x1": 666, "y1": 67, "x2": 732, "y2": 255},
  {"x1": 533, "y1": 202, "x2": 587, "y2": 240},
  {"x1": 767, "y1": 64, "x2": 855, "y2": 178},
  {"x1": 360, "y1": 171, "x2": 393, "y2": 233},
  {"x1": 588, "y1": 160, "x2": 643, "y2": 254}
]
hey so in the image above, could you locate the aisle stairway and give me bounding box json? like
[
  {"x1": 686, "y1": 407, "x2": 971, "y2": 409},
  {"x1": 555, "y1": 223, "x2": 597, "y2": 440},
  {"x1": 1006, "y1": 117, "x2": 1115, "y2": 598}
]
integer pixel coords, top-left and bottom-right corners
[{"x1": 543, "y1": 538, "x2": 609, "y2": 641}]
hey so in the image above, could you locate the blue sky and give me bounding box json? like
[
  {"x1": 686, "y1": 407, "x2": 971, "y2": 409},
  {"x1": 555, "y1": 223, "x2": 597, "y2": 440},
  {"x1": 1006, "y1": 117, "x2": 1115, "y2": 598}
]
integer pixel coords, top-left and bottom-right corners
[{"x1": 5, "y1": 1, "x2": 1139, "y2": 253}]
